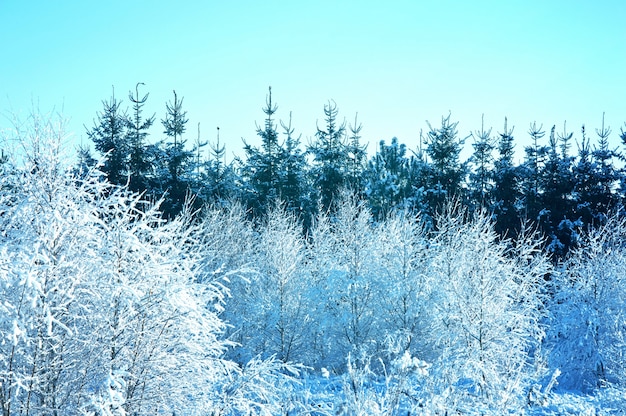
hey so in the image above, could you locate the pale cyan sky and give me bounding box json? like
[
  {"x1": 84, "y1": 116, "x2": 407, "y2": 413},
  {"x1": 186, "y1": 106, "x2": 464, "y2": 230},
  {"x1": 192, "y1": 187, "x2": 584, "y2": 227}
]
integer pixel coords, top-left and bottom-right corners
[{"x1": 1, "y1": 1, "x2": 625, "y2": 161}]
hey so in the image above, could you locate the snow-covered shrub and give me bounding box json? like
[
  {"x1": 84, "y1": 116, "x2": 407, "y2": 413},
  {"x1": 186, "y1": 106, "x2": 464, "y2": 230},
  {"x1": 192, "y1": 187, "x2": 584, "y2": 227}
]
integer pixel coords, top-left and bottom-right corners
[
  {"x1": 306, "y1": 193, "x2": 385, "y2": 370},
  {"x1": 423, "y1": 205, "x2": 551, "y2": 411},
  {"x1": 0, "y1": 114, "x2": 234, "y2": 415},
  {"x1": 548, "y1": 214, "x2": 626, "y2": 391},
  {"x1": 224, "y1": 201, "x2": 312, "y2": 364},
  {"x1": 378, "y1": 210, "x2": 434, "y2": 360}
]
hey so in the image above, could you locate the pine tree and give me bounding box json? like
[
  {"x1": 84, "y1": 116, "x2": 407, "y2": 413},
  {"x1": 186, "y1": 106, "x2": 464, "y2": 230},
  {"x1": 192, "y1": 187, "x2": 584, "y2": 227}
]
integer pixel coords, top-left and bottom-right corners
[
  {"x1": 572, "y1": 125, "x2": 597, "y2": 226},
  {"x1": 423, "y1": 113, "x2": 467, "y2": 211},
  {"x1": 519, "y1": 122, "x2": 547, "y2": 222},
  {"x1": 590, "y1": 113, "x2": 619, "y2": 216},
  {"x1": 202, "y1": 126, "x2": 238, "y2": 204},
  {"x1": 279, "y1": 113, "x2": 310, "y2": 221},
  {"x1": 85, "y1": 87, "x2": 129, "y2": 186},
  {"x1": 492, "y1": 118, "x2": 521, "y2": 238},
  {"x1": 161, "y1": 89, "x2": 189, "y2": 181},
  {"x1": 540, "y1": 123, "x2": 576, "y2": 258},
  {"x1": 241, "y1": 87, "x2": 283, "y2": 216},
  {"x1": 364, "y1": 137, "x2": 414, "y2": 220},
  {"x1": 345, "y1": 113, "x2": 367, "y2": 197},
  {"x1": 468, "y1": 115, "x2": 495, "y2": 210},
  {"x1": 308, "y1": 100, "x2": 348, "y2": 213},
  {"x1": 125, "y1": 82, "x2": 155, "y2": 193},
  {"x1": 159, "y1": 90, "x2": 192, "y2": 218}
]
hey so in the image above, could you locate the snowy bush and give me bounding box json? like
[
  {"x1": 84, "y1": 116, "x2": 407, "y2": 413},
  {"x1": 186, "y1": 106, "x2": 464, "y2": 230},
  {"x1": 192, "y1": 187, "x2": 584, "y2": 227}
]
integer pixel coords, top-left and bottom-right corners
[
  {"x1": 422, "y1": 205, "x2": 551, "y2": 411},
  {"x1": 548, "y1": 214, "x2": 626, "y2": 391},
  {"x1": 0, "y1": 114, "x2": 284, "y2": 415}
]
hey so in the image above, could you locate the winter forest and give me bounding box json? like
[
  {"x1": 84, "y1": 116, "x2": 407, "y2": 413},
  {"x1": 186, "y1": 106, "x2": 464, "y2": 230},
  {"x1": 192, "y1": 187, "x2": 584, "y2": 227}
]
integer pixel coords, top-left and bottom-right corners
[{"x1": 2, "y1": 85, "x2": 626, "y2": 415}]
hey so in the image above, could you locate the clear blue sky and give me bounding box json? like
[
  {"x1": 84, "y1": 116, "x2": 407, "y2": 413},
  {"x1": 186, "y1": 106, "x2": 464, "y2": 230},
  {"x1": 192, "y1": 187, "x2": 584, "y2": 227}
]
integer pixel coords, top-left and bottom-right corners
[{"x1": 1, "y1": 1, "x2": 625, "y2": 162}]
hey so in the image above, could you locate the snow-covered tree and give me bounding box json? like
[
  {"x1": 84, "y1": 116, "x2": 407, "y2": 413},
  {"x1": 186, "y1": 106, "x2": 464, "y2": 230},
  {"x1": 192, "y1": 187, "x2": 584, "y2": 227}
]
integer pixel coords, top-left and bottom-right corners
[
  {"x1": 307, "y1": 193, "x2": 383, "y2": 369},
  {"x1": 378, "y1": 210, "x2": 433, "y2": 357},
  {"x1": 548, "y1": 214, "x2": 626, "y2": 391},
  {"x1": 233, "y1": 202, "x2": 311, "y2": 363},
  {"x1": 424, "y1": 204, "x2": 550, "y2": 411},
  {"x1": 364, "y1": 137, "x2": 416, "y2": 220},
  {"x1": 0, "y1": 113, "x2": 251, "y2": 415}
]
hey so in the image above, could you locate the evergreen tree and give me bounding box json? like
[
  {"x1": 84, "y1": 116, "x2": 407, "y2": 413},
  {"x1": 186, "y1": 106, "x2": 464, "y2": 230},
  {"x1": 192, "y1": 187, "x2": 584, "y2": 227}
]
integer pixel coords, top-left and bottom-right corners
[
  {"x1": 572, "y1": 125, "x2": 598, "y2": 226},
  {"x1": 241, "y1": 87, "x2": 283, "y2": 216},
  {"x1": 519, "y1": 122, "x2": 548, "y2": 222},
  {"x1": 85, "y1": 87, "x2": 129, "y2": 186},
  {"x1": 492, "y1": 118, "x2": 521, "y2": 237},
  {"x1": 125, "y1": 82, "x2": 155, "y2": 193},
  {"x1": 539, "y1": 124, "x2": 576, "y2": 259},
  {"x1": 345, "y1": 113, "x2": 367, "y2": 197},
  {"x1": 423, "y1": 113, "x2": 467, "y2": 211},
  {"x1": 468, "y1": 115, "x2": 495, "y2": 210},
  {"x1": 279, "y1": 113, "x2": 310, "y2": 221},
  {"x1": 570, "y1": 116, "x2": 620, "y2": 232},
  {"x1": 620, "y1": 122, "x2": 626, "y2": 208},
  {"x1": 74, "y1": 142, "x2": 97, "y2": 179},
  {"x1": 308, "y1": 100, "x2": 348, "y2": 212},
  {"x1": 590, "y1": 113, "x2": 619, "y2": 216},
  {"x1": 161, "y1": 89, "x2": 190, "y2": 182},
  {"x1": 364, "y1": 137, "x2": 414, "y2": 220},
  {"x1": 159, "y1": 90, "x2": 192, "y2": 218},
  {"x1": 201, "y1": 126, "x2": 239, "y2": 205}
]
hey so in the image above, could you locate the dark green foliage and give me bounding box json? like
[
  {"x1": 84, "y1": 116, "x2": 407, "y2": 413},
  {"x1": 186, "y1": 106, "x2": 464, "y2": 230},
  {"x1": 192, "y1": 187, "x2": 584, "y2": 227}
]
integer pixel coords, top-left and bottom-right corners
[
  {"x1": 240, "y1": 88, "x2": 311, "y2": 223},
  {"x1": 199, "y1": 127, "x2": 239, "y2": 205},
  {"x1": 241, "y1": 87, "x2": 282, "y2": 215},
  {"x1": 81, "y1": 86, "x2": 626, "y2": 260},
  {"x1": 345, "y1": 114, "x2": 367, "y2": 197},
  {"x1": 539, "y1": 124, "x2": 576, "y2": 259},
  {"x1": 308, "y1": 101, "x2": 348, "y2": 213},
  {"x1": 492, "y1": 118, "x2": 521, "y2": 238},
  {"x1": 365, "y1": 137, "x2": 415, "y2": 220},
  {"x1": 278, "y1": 114, "x2": 310, "y2": 220},
  {"x1": 85, "y1": 89, "x2": 129, "y2": 186},
  {"x1": 126, "y1": 82, "x2": 155, "y2": 193},
  {"x1": 519, "y1": 122, "x2": 548, "y2": 222},
  {"x1": 589, "y1": 115, "x2": 620, "y2": 216},
  {"x1": 468, "y1": 115, "x2": 495, "y2": 210},
  {"x1": 158, "y1": 90, "x2": 193, "y2": 218},
  {"x1": 423, "y1": 114, "x2": 467, "y2": 212}
]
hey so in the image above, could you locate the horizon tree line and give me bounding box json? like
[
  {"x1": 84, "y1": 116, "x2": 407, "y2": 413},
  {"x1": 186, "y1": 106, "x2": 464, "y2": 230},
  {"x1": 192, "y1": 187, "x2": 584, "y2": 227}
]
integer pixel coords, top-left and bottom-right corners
[{"x1": 83, "y1": 84, "x2": 626, "y2": 260}]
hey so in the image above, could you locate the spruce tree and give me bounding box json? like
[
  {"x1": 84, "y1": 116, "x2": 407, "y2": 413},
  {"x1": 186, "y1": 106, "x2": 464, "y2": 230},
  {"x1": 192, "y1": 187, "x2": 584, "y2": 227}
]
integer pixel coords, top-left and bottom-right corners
[
  {"x1": 540, "y1": 124, "x2": 576, "y2": 259},
  {"x1": 468, "y1": 115, "x2": 495, "y2": 210},
  {"x1": 85, "y1": 87, "x2": 129, "y2": 186},
  {"x1": 162, "y1": 89, "x2": 189, "y2": 182},
  {"x1": 159, "y1": 90, "x2": 192, "y2": 218},
  {"x1": 202, "y1": 126, "x2": 238, "y2": 204},
  {"x1": 519, "y1": 122, "x2": 547, "y2": 222},
  {"x1": 126, "y1": 82, "x2": 155, "y2": 193},
  {"x1": 241, "y1": 87, "x2": 283, "y2": 216},
  {"x1": 492, "y1": 118, "x2": 521, "y2": 237},
  {"x1": 590, "y1": 113, "x2": 619, "y2": 216},
  {"x1": 423, "y1": 113, "x2": 467, "y2": 211},
  {"x1": 572, "y1": 125, "x2": 596, "y2": 225},
  {"x1": 279, "y1": 113, "x2": 310, "y2": 221},
  {"x1": 345, "y1": 113, "x2": 367, "y2": 197},
  {"x1": 308, "y1": 100, "x2": 348, "y2": 213}
]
